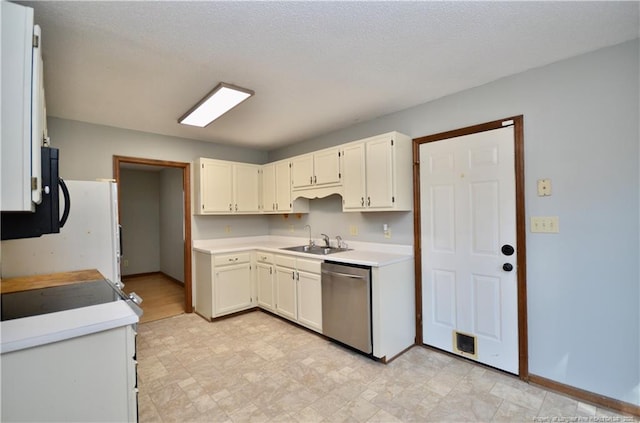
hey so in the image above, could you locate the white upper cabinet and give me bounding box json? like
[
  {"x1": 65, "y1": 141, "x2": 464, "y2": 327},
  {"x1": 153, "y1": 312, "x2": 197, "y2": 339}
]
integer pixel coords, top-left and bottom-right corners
[
  {"x1": 341, "y1": 142, "x2": 367, "y2": 210},
  {"x1": 1, "y1": 2, "x2": 43, "y2": 211},
  {"x1": 195, "y1": 158, "x2": 260, "y2": 215},
  {"x1": 341, "y1": 131, "x2": 413, "y2": 212},
  {"x1": 233, "y1": 163, "x2": 260, "y2": 213},
  {"x1": 261, "y1": 160, "x2": 308, "y2": 214},
  {"x1": 291, "y1": 147, "x2": 341, "y2": 191}
]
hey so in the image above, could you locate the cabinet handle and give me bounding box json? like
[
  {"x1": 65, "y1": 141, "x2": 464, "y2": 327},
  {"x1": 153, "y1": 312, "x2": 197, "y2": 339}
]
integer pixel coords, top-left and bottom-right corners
[
  {"x1": 309, "y1": 176, "x2": 313, "y2": 184},
  {"x1": 229, "y1": 203, "x2": 232, "y2": 211},
  {"x1": 235, "y1": 204, "x2": 238, "y2": 211},
  {"x1": 292, "y1": 271, "x2": 295, "y2": 280},
  {"x1": 313, "y1": 175, "x2": 317, "y2": 184},
  {"x1": 276, "y1": 203, "x2": 278, "y2": 210},
  {"x1": 367, "y1": 196, "x2": 371, "y2": 206},
  {"x1": 361, "y1": 197, "x2": 364, "y2": 207},
  {"x1": 228, "y1": 257, "x2": 238, "y2": 262},
  {"x1": 272, "y1": 203, "x2": 275, "y2": 211}
]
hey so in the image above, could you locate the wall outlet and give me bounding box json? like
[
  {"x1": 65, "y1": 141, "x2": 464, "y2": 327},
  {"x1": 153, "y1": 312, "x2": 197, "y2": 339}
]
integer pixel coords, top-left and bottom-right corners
[
  {"x1": 531, "y1": 216, "x2": 559, "y2": 233},
  {"x1": 288, "y1": 224, "x2": 295, "y2": 233},
  {"x1": 123, "y1": 259, "x2": 129, "y2": 268},
  {"x1": 384, "y1": 229, "x2": 392, "y2": 239},
  {"x1": 225, "y1": 225, "x2": 232, "y2": 234},
  {"x1": 349, "y1": 225, "x2": 358, "y2": 236}
]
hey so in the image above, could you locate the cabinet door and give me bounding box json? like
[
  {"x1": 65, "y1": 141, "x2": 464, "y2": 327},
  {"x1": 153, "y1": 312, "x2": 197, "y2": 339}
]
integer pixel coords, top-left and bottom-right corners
[
  {"x1": 1, "y1": 2, "x2": 37, "y2": 212},
  {"x1": 291, "y1": 154, "x2": 314, "y2": 189},
  {"x1": 296, "y1": 270, "x2": 322, "y2": 332},
  {"x1": 233, "y1": 163, "x2": 260, "y2": 213},
  {"x1": 274, "y1": 160, "x2": 292, "y2": 212},
  {"x1": 256, "y1": 262, "x2": 274, "y2": 311},
  {"x1": 341, "y1": 142, "x2": 366, "y2": 210},
  {"x1": 366, "y1": 136, "x2": 395, "y2": 209},
  {"x1": 261, "y1": 163, "x2": 276, "y2": 213},
  {"x1": 194, "y1": 252, "x2": 213, "y2": 319},
  {"x1": 214, "y1": 263, "x2": 252, "y2": 316},
  {"x1": 275, "y1": 266, "x2": 297, "y2": 320},
  {"x1": 313, "y1": 148, "x2": 341, "y2": 187},
  {"x1": 201, "y1": 160, "x2": 233, "y2": 213}
]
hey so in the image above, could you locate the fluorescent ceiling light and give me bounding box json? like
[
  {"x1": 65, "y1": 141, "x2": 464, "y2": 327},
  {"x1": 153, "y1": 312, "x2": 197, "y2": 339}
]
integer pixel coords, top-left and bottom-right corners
[{"x1": 179, "y1": 82, "x2": 254, "y2": 127}]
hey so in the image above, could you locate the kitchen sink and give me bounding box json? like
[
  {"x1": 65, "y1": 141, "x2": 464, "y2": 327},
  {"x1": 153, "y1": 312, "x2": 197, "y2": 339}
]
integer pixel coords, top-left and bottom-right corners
[{"x1": 281, "y1": 245, "x2": 352, "y2": 255}]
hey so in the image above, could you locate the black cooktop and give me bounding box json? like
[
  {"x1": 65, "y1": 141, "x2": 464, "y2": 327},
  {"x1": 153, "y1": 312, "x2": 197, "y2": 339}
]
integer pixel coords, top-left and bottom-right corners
[{"x1": 0, "y1": 279, "x2": 122, "y2": 321}]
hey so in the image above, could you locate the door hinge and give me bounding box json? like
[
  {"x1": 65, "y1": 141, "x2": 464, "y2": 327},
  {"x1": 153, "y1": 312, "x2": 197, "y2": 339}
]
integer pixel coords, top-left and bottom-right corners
[
  {"x1": 31, "y1": 177, "x2": 38, "y2": 190},
  {"x1": 391, "y1": 139, "x2": 394, "y2": 146},
  {"x1": 338, "y1": 151, "x2": 341, "y2": 157},
  {"x1": 33, "y1": 34, "x2": 39, "y2": 48},
  {"x1": 289, "y1": 163, "x2": 292, "y2": 168},
  {"x1": 338, "y1": 172, "x2": 341, "y2": 179},
  {"x1": 201, "y1": 163, "x2": 204, "y2": 169},
  {"x1": 392, "y1": 196, "x2": 395, "y2": 203},
  {"x1": 269, "y1": 267, "x2": 272, "y2": 274},
  {"x1": 202, "y1": 204, "x2": 205, "y2": 210}
]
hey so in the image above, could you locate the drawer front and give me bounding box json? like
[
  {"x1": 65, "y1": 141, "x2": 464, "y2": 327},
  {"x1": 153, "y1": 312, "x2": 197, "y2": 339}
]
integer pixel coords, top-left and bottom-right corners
[
  {"x1": 296, "y1": 257, "x2": 321, "y2": 274},
  {"x1": 275, "y1": 254, "x2": 297, "y2": 269},
  {"x1": 256, "y1": 251, "x2": 274, "y2": 263},
  {"x1": 214, "y1": 252, "x2": 251, "y2": 266}
]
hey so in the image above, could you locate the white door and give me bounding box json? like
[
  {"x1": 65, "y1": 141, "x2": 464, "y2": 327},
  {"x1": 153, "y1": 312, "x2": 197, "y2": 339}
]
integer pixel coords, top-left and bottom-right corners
[
  {"x1": 275, "y1": 266, "x2": 297, "y2": 320},
  {"x1": 214, "y1": 263, "x2": 252, "y2": 316},
  {"x1": 420, "y1": 125, "x2": 518, "y2": 373},
  {"x1": 256, "y1": 262, "x2": 274, "y2": 311}
]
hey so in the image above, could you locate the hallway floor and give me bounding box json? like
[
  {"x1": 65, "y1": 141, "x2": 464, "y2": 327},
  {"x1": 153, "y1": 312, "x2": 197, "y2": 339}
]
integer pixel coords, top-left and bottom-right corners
[
  {"x1": 123, "y1": 273, "x2": 184, "y2": 323},
  {"x1": 136, "y1": 311, "x2": 637, "y2": 422}
]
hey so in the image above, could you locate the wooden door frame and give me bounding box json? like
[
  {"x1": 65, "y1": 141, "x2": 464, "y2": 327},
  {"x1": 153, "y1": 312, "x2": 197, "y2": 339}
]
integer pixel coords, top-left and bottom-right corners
[
  {"x1": 412, "y1": 115, "x2": 528, "y2": 379},
  {"x1": 113, "y1": 155, "x2": 193, "y2": 313}
]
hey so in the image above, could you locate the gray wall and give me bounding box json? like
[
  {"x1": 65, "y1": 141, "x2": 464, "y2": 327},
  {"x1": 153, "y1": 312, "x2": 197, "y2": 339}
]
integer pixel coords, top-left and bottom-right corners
[
  {"x1": 267, "y1": 195, "x2": 414, "y2": 245},
  {"x1": 47, "y1": 117, "x2": 270, "y2": 241},
  {"x1": 160, "y1": 167, "x2": 184, "y2": 282},
  {"x1": 119, "y1": 169, "x2": 160, "y2": 276},
  {"x1": 271, "y1": 39, "x2": 640, "y2": 405},
  {"x1": 45, "y1": 39, "x2": 639, "y2": 405}
]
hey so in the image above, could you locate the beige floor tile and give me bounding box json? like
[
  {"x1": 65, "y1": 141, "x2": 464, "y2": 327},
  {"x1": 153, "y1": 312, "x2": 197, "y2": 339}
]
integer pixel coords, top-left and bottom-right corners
[{"x1": 135, "y1": 311, "x2": 636, "y2": 423}]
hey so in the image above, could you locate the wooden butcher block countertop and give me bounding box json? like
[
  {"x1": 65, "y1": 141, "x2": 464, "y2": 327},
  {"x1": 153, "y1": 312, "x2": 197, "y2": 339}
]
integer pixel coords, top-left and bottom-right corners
[{"x1": 1, "y1": 269, "x2": 104, "y2": 294}]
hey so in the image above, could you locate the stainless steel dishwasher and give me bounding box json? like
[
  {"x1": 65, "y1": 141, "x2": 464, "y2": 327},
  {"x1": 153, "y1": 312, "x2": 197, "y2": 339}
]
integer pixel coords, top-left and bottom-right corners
[{"x1": 321, "y1": 261, "x2": 372, "y2": 354}]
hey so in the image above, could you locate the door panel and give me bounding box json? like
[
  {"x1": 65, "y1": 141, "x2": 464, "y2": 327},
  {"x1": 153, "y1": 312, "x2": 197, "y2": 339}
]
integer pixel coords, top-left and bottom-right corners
[{"x1": 421, "y1": 125, "x2": 518, "y2": 374}]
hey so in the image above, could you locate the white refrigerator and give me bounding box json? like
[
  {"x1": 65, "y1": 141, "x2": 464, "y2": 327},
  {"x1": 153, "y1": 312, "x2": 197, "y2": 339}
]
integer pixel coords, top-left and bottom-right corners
[{"x1": 1, "y1": 180, "x2": 121, "y2": 284}]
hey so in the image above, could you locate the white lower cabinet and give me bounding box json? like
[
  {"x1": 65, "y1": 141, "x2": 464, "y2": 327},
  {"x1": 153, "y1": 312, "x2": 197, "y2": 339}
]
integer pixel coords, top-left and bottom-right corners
[
  {"x1": 274, "y1": 254, "x2": 322, "y2": 333},
  {"x1": 256, "y1": 252, "x2": 275, "y2": 311},
  {"x1": 194, "y1": 251, "x2": 254, "y2": 319},
  {"x1": 1, "y1": 325, "x2": 138, "y2": 422},
  {"x1": 296, "y1": 268, "x2": 322, "y2": 332}
]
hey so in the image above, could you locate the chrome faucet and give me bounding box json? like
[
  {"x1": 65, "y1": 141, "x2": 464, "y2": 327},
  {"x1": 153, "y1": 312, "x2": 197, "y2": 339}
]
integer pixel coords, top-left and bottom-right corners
[
  {"x1": 304, "y1": 224, "x2": 314, "y2": 247},
  {"x1": 335, "y1": 235, "x2": 343, "y2": 249},
  {"x1": 320, "y1": 233, "x2": 330, "y2": 247}
]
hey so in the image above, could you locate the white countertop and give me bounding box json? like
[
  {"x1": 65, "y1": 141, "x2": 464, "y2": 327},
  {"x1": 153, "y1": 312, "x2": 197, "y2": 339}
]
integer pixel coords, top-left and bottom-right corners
[
  {"x1": 1, "y1": 301, "x2": 139, "y2": 354},
  {"x1": 193, "y1": 235, "x2": 413, "y2": 267}
]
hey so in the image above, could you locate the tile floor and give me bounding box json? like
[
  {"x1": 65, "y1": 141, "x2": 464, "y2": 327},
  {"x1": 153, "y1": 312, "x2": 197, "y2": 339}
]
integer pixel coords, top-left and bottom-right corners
[{"x1": 137, "y1": 311, "x2": 637, "y2": 423}]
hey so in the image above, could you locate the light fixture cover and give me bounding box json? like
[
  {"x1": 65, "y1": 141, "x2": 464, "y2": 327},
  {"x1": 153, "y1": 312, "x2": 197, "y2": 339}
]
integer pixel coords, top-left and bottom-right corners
[{"x1": 179, "y1": 82, "x2": 254, "y2": 127}]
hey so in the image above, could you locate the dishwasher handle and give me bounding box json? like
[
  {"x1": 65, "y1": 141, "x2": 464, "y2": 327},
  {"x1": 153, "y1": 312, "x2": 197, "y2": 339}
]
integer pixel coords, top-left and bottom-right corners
[{"x1": 321, "y1": 269, "x2": 367, "y2": 280}]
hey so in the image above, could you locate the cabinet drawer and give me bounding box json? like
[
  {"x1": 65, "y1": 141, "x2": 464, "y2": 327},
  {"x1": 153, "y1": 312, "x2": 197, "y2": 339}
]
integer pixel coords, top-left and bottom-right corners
[
  {"x1": 256, "y1": 251, "x2": 274, "y2": 263},
  {"x1": 275, "y1": 254, "x2": 297, "y2": 269},
  {"x1": 296, "y1": 258, "x2": 321, "y2": 274},
  {"x1": 214, "y1": 252, "x2": 251, "y2": 266}
]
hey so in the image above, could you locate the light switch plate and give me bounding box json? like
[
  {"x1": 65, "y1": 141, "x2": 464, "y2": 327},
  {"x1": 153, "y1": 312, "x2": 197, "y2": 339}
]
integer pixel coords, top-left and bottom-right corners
[{"x1": 531, "y1": 216, "x2": 559, "y2": 233}]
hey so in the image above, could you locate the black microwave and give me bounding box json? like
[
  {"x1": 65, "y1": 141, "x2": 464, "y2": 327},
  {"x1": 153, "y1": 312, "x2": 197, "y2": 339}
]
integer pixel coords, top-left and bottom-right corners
[{"x1": 1, "y1": 147, "x2": 70, "y2": 240}]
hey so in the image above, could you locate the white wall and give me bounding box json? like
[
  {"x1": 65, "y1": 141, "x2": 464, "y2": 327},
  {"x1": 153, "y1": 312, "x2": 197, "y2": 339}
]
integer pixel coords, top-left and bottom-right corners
[
  {"x1": 160, "y1": 167, "x2": 184, "y2": 282},
  {"x1": 119, "y1": 169, "x2": 160, "y2": 276},
  {"x1": 270, "y1": 39, "x2": 640, "y2": 405}
]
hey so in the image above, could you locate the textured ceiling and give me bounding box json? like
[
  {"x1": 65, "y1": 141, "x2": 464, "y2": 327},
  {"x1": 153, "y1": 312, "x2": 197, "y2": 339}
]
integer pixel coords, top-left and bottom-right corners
[{"x1": 20, "y1": 1, "x2": 640, "y2": 151}]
